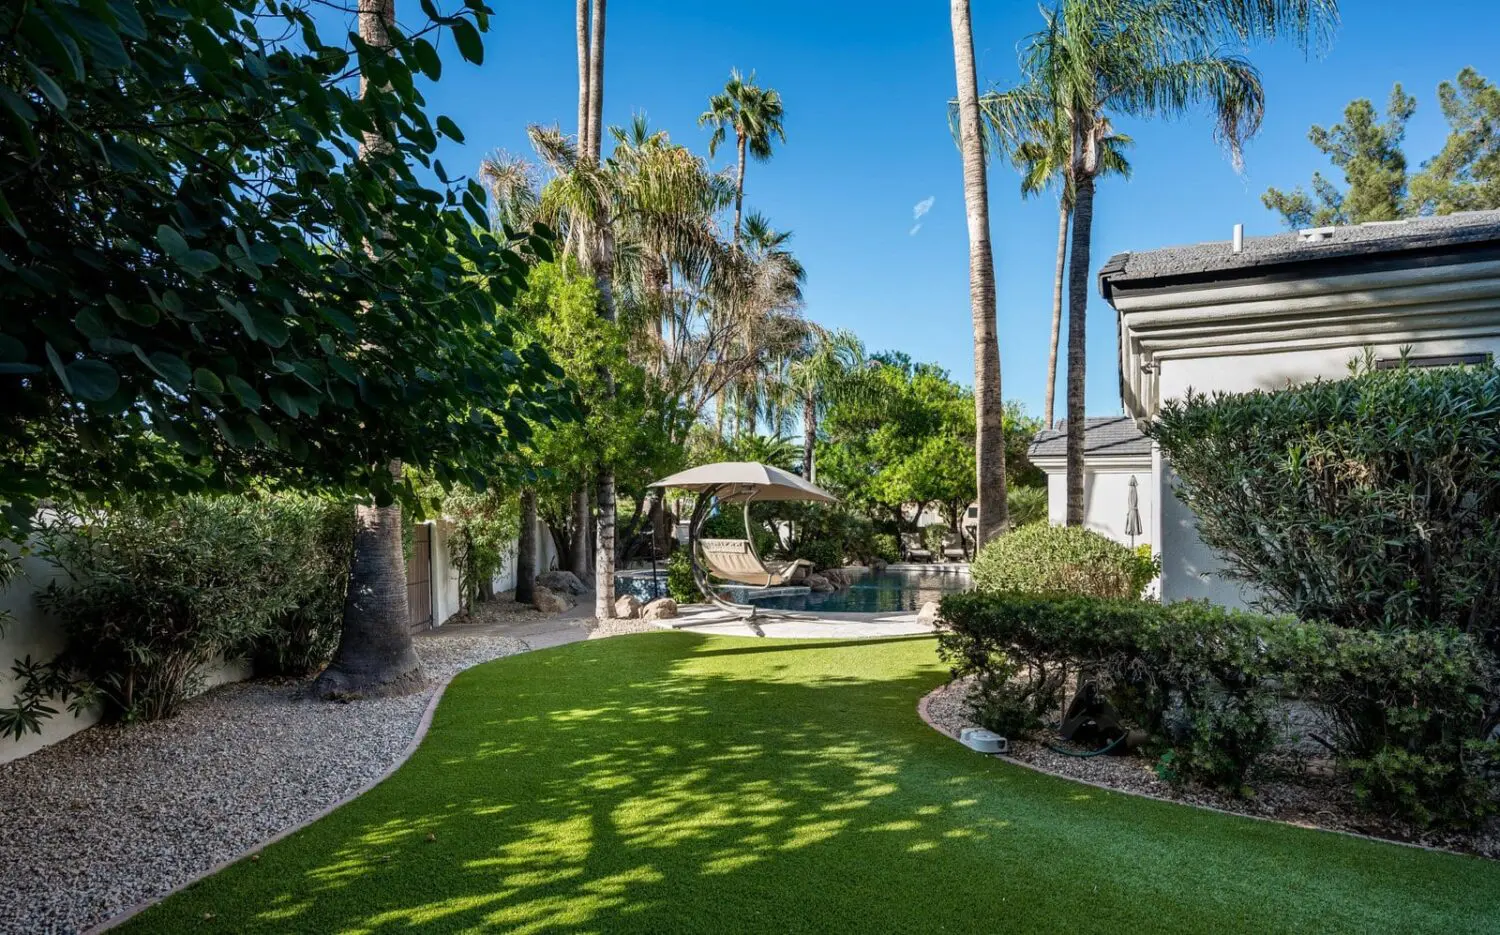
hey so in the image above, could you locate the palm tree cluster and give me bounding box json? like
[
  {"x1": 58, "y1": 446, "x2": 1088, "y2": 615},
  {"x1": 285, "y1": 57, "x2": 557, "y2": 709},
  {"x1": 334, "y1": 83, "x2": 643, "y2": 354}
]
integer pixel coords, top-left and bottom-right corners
[
  {"x1": 480, "y1": 34, "x2": 852, "y2": 612},
  {"x1": 958, "y1": 0, "x2": 1337, "y2": 527}
]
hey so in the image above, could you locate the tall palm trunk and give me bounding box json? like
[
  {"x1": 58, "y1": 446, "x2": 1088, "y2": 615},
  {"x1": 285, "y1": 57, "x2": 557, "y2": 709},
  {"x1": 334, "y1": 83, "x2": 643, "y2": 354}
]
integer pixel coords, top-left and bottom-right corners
[
  {"x1": 316, "y1": 0, "x2": 424, "y2": 699},
  {"x1": 576, "y1": 0, "x2": 590, "y2": 156},
  {"x1": 950, "y1": 0, "x2": 1009, "y2": 547},
  {"x1": 584, "y1": 0, "x2": 616, "y2": 620},
  {"x1": 733, "y1": 132, "x2": 747, "y2": 242},
  {"x1": 516, "y1": 488, "x2": 537, "y2": 604},
  {"x1": 570, "y1": 485, "x2": 591, "y2": 578},
  {"x1": 1065, "y1": 169, "x2": 1095, "y2": 526},
  {"x1": 1045, "y1": 198, "x2": 1069, "y2": 429},
  {"x1": 802, "y1": 391, "x2": 816, "y2": 480}
]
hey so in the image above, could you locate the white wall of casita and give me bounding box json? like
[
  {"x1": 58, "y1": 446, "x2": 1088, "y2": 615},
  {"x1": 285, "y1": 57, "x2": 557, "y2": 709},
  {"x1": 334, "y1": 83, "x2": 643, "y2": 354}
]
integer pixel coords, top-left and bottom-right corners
[
  {"x1": 1152, "y1": 336, "x2": 1500, "y2": 608},
  {"x1": 1039, "y1": 461, "x2": 1155, "y2": 550}
]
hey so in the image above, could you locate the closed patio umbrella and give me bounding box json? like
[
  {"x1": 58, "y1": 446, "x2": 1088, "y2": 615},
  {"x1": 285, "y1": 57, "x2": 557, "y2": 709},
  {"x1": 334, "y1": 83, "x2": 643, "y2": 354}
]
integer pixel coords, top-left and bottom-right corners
[{"x1": 1124, "y1": 475, "x2": 1143, "y2": 546}]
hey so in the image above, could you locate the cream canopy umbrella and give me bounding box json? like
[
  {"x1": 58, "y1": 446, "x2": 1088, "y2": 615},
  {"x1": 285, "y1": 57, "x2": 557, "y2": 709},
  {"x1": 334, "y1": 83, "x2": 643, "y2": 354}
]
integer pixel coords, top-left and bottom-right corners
[{"x1": 648, "y1": 462, "x2": 837, "y2": 624}]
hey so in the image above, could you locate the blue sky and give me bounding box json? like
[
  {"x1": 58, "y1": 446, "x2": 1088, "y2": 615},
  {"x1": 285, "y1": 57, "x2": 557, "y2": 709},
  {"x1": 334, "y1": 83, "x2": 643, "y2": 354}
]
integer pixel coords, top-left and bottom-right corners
[{"x1": 358, "y1": 1, "x2": 1500, "y2": 421}]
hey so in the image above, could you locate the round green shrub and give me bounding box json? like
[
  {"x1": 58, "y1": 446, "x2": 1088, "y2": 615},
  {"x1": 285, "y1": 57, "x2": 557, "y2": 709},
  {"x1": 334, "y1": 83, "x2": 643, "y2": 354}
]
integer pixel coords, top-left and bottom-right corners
[{"x1": 970, "y1": 524, "x2": 1157, "y2": 599}]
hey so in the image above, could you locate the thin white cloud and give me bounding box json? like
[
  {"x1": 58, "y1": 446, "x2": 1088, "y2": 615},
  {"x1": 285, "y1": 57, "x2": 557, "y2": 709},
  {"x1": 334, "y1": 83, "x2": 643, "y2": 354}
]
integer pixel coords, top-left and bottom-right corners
[
  {"x1": 912, "y1": 196, "x2": 935, "y2": 220},
  {"x1": 908, "y1": 223, "x2": 923, "y2": 236}
]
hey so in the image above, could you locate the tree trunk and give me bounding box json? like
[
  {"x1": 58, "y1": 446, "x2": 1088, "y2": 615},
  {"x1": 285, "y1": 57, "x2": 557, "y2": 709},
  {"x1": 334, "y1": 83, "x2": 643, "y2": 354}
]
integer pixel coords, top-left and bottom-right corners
[
  {"x1": 516, "y1": 488, "x2": 537, "y2": 604},
  {"x1": 1045, "y1": 198, "x2": 1069, "y2": 429},
  {"x1": 595, "y1": 467, "x2": 616, "y2": 617},
  {"x1": 570, "y1": 485, "x2": 591, "y2": 577},
  {"x1": 576, "y1": 0, "x2": 590, "y2": 156},
  {"x1": 1065, "y1": 173, "x2": 1095, "y2": 526},
  {"x1": 315, "y1": 0, "x2": 425, "y2": 699},
  {"x1": 316, "y1": 462, "x2": 424, "y2": 698},
  {"x1": 733, "y1": 133, "x2": 748, "y2": 244},
  {"x1": 802, "y1": 391, "x2": 816, "y2": 480},
  {"x1": 587, "y1": 0, "x2": 605, "y2": 163},
  {"x1": 950, "y1": 0, "x2": 1008, "y2": 547}
]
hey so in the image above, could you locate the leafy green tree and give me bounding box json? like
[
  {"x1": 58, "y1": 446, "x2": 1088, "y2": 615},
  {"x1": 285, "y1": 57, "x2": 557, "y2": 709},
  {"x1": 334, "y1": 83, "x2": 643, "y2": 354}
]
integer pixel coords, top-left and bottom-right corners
[
  {"x1": 978, "y1": 0, "x2": 1336, "y2": 526},
  {"x1": 699, "y1": 69, "x2": 786, "y2": 243},
  {"x1": 1409, "y1": 68, "x2": 1500, "y2": 216},
  {"x1": 0, "y1": 0, "x2": 569, "y2": 545},
  {"x1": 1262, "y1": 85, "x2": 1416, "y2": 227}
]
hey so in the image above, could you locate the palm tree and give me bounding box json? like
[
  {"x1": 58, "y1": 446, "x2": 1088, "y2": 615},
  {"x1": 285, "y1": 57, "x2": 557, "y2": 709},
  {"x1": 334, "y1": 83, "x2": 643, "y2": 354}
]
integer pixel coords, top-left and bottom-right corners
[
  {"x1": 980, "y1": 0, "x2": 1337, "y2": 525},
  {"x1": 785, "y1": 329, "x2": 865, "y2": 481},
  {"x1": 699, "y1": 69, "x2": 786, "y2": 243},
  {"x1": 950, "y1": 0, "x2": 1009, "y2": 547},
  {"x1": 725, "y1": 212, "x2": 806, "y2": 437},
  {"x1": 993, "y1": 107, "x2": 1132, "y2": 428},
  {"x1": 315, "y1": 0, "x2": 425, "y2": 699}
]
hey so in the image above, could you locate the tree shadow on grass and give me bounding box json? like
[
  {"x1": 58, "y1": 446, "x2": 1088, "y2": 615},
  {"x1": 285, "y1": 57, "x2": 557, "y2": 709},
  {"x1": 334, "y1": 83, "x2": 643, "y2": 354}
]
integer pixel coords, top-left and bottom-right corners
[{"x1": 125, "y1": 633, "x2": 1500, "y2": 935}]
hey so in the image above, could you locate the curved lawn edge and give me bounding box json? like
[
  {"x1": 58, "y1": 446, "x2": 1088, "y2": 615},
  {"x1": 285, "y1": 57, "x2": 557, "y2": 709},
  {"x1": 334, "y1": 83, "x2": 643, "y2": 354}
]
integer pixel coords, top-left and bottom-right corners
[
  {"x1": 915, "y1": 684, "x2": 1479, "y2": 861},
  {"x1": 88, "y1": 663, "x2": 468, "y2": 934}
]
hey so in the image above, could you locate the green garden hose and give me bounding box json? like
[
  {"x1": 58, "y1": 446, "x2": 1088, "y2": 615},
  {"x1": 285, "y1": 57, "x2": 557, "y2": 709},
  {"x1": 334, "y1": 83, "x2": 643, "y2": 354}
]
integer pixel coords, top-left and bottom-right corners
[{"x1": 1044, "y1": 732, "x2": 1129, "y2": 758}]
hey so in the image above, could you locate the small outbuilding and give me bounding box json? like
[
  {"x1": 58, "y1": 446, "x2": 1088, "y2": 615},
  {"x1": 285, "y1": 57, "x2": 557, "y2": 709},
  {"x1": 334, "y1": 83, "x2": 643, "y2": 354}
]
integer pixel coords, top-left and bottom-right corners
[{"x1": 1027, "y1": 417, "x2": 1153, "y2": 549}]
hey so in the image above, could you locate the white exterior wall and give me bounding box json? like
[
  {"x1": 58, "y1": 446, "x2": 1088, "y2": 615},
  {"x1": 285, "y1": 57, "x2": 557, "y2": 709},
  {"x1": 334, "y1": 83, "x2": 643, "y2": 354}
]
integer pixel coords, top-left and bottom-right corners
[
  {"x1": 1153, "y1": 336, "x2": 1500, "y2": 608},
  {"x1": 1039, "y1": 460, "x2": 1155, "y2": 549}
]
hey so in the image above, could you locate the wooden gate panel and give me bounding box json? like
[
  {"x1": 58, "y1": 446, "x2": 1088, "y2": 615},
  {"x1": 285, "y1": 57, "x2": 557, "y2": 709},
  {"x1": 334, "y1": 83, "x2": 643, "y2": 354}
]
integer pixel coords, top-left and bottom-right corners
[{"x1": 407, "y1": 523, "x2": 433, "y2": 632}]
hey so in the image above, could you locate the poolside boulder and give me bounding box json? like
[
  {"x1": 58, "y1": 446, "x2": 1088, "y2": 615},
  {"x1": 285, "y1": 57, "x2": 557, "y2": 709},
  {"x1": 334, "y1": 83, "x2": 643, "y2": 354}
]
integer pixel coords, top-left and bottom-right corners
[
  {"x1": 642, "y1": 597, "x2": 678, "y2": 621},
  {"x1": 537, "y1": 570, "x2": 589, "y2": 597},
  {"x1": 614, "y1": 595, "x2": 642, "y2": 619},
  {"x1": 533, "y1": 586, "x2": 573, "y2": 615},
  {"x1": 806, "y1": 574, "x2": 834, "y2": 593},
  {"x1": 917, "y1": 601, "x2": 940, "y2": 628}
]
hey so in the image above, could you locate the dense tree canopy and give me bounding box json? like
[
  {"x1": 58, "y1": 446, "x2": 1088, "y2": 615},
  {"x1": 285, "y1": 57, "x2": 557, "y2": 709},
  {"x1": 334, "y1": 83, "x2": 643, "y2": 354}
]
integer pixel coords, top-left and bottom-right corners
[
  {"x1": 0, "y1": 0, "x2": 572, "y2": 537},
  {"x1": 1264, "y1": 68, "x2": 1500, "y2": 227}
]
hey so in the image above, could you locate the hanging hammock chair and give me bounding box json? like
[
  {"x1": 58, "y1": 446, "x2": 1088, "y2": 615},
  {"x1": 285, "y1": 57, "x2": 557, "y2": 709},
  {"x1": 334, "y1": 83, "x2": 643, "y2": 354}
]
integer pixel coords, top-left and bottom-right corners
[{"x1": 649, "y1": 461, "x2": 837, "y2": 622}]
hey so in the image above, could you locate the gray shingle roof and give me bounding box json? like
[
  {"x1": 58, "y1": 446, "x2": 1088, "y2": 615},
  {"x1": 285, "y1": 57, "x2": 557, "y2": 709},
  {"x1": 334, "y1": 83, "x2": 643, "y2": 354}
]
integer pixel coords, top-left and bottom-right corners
[
  {"x1": 1028, "y1": 416, "x2": 1149, "y2": 460},
  {"x1": 1099, "y1": 210, "x2": 1500, "y2": 290}
]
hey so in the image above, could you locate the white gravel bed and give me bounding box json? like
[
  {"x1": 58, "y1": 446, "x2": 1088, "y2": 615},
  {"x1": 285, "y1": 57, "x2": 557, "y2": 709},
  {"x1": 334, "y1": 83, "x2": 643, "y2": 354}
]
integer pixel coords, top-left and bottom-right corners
[
  {"x1": 0, "y1": 625, "x2": 532, "y2": 935},
  {"x1": 923, "y1": 677, "x2": 1499, "y2": 859}
]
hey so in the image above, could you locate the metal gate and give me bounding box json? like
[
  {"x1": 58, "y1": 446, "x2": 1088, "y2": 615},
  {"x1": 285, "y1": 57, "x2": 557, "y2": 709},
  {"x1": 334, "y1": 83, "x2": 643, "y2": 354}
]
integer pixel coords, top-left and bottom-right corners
[{"x1": 407, "y1": 523, "x2": 433, "y2": 632}]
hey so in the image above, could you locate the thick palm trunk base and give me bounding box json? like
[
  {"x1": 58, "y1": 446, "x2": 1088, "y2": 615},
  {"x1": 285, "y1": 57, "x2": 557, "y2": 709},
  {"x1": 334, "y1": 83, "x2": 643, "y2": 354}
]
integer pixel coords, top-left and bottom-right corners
[
  {"x1": 314, "y1": 500, "x2": 425, "y2": 699},
  {"x1": 516, "y1": 488, "x2": 538, "y2": 605}
]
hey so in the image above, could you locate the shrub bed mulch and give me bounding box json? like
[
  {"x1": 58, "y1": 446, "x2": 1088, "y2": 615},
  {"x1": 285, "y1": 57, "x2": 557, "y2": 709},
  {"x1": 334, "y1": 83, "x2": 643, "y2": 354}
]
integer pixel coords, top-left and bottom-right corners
[{"x1": 922, "y1": 677, "x2": 1500, "y2": 859}]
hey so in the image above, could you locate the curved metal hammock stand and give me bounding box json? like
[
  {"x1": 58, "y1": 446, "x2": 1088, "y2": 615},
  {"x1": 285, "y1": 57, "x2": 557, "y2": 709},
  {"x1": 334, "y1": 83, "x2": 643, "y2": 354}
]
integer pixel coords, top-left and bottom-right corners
[{"x1": 684, "y1": 484, "x2": 818, "y2": 625}]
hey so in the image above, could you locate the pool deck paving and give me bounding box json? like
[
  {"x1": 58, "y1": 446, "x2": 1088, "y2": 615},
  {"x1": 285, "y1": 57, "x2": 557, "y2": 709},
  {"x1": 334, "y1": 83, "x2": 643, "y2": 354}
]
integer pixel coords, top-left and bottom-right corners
[{"x1": 658, "y1": 604, "x2": 936, "y2": 639}]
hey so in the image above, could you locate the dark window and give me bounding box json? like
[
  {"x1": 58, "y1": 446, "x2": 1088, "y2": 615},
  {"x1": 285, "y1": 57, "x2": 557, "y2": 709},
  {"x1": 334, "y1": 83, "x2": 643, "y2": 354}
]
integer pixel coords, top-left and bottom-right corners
[{"x1": 1375, "y1": 352, "x2": 1492, "y2": 370}]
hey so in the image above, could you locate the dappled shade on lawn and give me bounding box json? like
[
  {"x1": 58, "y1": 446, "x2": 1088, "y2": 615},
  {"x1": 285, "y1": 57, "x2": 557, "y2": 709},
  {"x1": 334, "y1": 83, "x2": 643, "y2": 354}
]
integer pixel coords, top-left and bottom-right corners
[{"x1": 124, "y1": 634, "x2": 1500, "y2": 934}]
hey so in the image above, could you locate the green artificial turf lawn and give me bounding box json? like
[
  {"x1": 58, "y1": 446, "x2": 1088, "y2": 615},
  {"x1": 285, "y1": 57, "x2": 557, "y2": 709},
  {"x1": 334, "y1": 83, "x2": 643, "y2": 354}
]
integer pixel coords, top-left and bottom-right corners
[{"x1": 124, "y1": 632, "x2": 1500, "y2": 934}]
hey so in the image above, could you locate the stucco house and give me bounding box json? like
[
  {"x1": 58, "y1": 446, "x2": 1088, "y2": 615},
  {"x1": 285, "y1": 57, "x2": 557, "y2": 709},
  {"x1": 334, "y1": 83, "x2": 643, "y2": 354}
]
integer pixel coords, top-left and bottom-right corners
[{"x1": 1095, "y1": 209, "x2": 1500, "y2": 608}]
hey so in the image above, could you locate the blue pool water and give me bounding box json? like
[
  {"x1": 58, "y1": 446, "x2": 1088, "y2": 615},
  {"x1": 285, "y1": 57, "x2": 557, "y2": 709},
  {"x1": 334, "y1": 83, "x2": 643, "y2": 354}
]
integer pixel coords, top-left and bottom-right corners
[{"x1": 617, "y1": 566, "x2": 970, "y2": 614}]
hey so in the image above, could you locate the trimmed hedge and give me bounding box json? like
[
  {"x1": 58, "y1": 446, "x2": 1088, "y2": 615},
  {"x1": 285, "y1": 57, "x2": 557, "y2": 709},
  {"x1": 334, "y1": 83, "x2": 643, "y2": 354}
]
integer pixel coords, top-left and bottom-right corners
[
  {"x1": 937, "y1": 591, "x2": 1499, "y2": 824},
  {"x1": 970, "y1": 523, "x2": 1157, "y2": 600}
]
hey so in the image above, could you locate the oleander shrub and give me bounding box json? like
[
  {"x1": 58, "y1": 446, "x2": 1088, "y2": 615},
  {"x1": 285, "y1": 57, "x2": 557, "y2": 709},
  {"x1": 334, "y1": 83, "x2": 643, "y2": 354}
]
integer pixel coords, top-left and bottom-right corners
[
  {"x1": 666, "y1": 549, "x2": 697, "y2": 604},
  {"x1": 28, "y1": 495, "x2": 353, "y2": 722},
  {"x1": 1149, "y1": 362, "x2": 1500, "y2": 647},
  {"x1": 251, "y1": 499, "x2": 355, "y2": 678},
  {"x1": 922, "y1": 523, "x2": 950, "y2": 557},
  {"x1": 970, "y1": 524, "x2": 1157, "y2": 599}
]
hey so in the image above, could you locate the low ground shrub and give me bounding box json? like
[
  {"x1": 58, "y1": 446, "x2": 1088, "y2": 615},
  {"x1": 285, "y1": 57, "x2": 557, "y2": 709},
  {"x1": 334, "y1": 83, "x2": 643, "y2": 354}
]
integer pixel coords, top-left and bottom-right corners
[
  {"x1": 1005, "y1": 485, "x2": 1047, "y2": 527},
  {"x1": 922, "y1": 523, "x2": 949, "y2": 558},
  {"x1": 666, "y1": 549, "x2": 697, "y2": 604},
  {"x1": 251, "y1": 499, "x2": 355, "y2": 677},
  {"x1": 937, "y1": 591, "x2": 1500, "y2": 823},
  {"x1": 969, "y1": 524, "x2": 1157, "y2": 599}
]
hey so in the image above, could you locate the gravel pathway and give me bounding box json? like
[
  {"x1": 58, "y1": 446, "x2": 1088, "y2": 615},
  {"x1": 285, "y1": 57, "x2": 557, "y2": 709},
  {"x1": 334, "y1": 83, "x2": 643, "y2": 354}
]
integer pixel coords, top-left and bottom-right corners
[
  {"x1": 0, "y1": 607, "x2": 566, "y2": 935},
  {"x1": 923, "y1": 678, "x2": 1499, "y2": 859}
]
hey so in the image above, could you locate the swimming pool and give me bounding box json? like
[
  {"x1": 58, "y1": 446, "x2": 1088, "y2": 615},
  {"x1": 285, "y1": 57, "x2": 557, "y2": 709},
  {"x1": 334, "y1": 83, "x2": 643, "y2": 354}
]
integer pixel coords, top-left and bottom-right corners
[
  {"x1": 750, "y1": 565, "x2": 970, "y2": 614},
  {"x1": 615, "y1": 565, "x2": 971, "y2": 614}
]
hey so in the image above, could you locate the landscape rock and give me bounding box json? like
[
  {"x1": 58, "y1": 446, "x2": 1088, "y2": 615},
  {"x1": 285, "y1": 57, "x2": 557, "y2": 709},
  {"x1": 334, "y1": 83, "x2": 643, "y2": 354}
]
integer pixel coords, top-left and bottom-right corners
[
  {"x1": 823, "y1": 569, "x2": 851, "y2": 590},
  {"x1": 642, "y1": 597, "x2": 678, "y2": 620},
  {"x1": 613, "y1": 595, "x2": 642, "y2": 619},
  {"x1": 870, "y1": 559, "x2": 888, "y2": 574},
  {"x1": 536, "y1": 570, "x2": 589, "y2": 596},
  {"x1": 806, "y1": 574, "x2": 834, "y2": 593},
  {"x1": 917, "y1": 601, "x2": 941, "y2": 627},
  {"x1": 533, "y1": 586, "x2": 574, "y2": 615}
]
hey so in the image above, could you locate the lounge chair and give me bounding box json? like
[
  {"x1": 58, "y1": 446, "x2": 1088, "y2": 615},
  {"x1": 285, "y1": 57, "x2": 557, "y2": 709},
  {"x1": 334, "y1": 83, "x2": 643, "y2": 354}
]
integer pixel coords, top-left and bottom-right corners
[
  {"x1": 901, "y1": 533, "x2": 933, "y2": 563},
  {"x1": 942, "y1": 531, "x2": 969, "y2": 562},
  {"x1": 698, "y1": 538, "x2": 813, "y2": 587}
]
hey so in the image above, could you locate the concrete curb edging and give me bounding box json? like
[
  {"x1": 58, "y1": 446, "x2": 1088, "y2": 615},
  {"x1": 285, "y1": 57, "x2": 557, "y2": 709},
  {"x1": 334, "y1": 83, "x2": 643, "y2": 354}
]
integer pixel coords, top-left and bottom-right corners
[
  {"x1": 915, "y1": 684, "x2": 1479, "y2": 861},
  {"x1": 87, "y1": 668, "x2": 465, "y2": 934}
]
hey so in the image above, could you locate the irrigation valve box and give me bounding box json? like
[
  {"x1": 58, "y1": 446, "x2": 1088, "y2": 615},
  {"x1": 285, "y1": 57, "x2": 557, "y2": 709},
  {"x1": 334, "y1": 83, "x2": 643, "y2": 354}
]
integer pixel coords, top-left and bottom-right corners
[{"x1": 959, "y1": 727, "x2": 1008, "y2": 755}]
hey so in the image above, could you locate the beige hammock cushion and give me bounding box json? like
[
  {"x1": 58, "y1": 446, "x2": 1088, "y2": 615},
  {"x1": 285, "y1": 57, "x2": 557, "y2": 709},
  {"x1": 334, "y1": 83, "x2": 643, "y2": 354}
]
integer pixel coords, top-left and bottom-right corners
[{"x1": 698, "y1": 539, "x2": 813, "y2": 587}]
